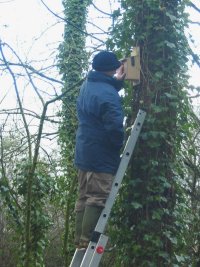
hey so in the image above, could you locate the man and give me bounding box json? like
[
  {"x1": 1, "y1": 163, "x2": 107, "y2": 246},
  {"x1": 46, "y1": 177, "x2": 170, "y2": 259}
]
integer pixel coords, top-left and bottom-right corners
[{"x1": 74, "y1": 51, "x2": 125, "y2": 248}]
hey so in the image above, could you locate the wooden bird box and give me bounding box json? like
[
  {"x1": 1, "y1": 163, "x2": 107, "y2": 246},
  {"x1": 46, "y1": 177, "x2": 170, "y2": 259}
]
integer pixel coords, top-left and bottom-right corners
[{"x1": 121, "y1": 47, "x2": 140, "y2": 86}]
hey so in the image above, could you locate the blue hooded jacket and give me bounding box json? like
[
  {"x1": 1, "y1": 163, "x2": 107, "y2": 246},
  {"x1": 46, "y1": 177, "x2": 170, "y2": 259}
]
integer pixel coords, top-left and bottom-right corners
[{"x1": 74, "y1": 70, "x2": 124, "y2": 175}]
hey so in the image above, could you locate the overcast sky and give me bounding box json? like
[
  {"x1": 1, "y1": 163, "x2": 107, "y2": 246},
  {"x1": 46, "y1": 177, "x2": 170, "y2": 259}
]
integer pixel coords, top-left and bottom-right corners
[
  {"x1": 0, "y1": 0, "x2": 199, "y2": 154},
  {"x1": 0, "y1": 0, "x2": 199, "y2": 108},
  {"x1": 0, "y1": 0, "x2": 199, "y2": 76}
]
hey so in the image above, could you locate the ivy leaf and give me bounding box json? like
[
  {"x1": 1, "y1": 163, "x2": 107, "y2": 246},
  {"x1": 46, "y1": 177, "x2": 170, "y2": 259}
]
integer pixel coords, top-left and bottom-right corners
[
  {"x1": 163, "y1": 231, "x2": 177, "y2": 244},
  {"x1": 131, "y1": 201, "x2": 142, "y2": 209},
  {"x1": 175, "y1": 254, "x2": 186, "y2": 263},
  {"x1": 152, "y1": 210, "x2": 162, "y2": 220},
  {"x1": 159, "y1": 251, "x2": 169, "y2": 260},
  {"x1": 164, "y1": 40, "x2": 176, "y2": 49},
  {"x1": 151, "y1": 105, "x2": 164, "y2": 113},
  {"x1": 164, "y1": 92, "x2": 178, "y2": 99},
  {"x1": 155, "y1": 71, "x2": 164, "y2": 79},
  {"x1": 165, "y1": 12, "x2": 177, "y2": 22},
  {"x1": 1, "y1": 186, "x2": 9, "y2": 192},
  {"x1": 188, "y1": 148, "x2": 196, "y2": 156}
]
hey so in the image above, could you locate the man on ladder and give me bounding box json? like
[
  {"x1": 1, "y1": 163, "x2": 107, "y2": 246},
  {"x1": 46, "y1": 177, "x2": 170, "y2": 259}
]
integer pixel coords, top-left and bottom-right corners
[{"x1": 74, "y1": 50, "x2": 126, "y2": 249}]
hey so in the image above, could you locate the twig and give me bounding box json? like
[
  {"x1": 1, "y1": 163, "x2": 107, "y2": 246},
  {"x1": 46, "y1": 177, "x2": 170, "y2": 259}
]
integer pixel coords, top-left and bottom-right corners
[
  {"x1": 40, "y1": 0, "x2": 104, "y2": 44},
  {"x1": 0, "y1": 42, "x2": 32, "y2": 161},
  {"x1": 188, "y1": 2, "x2": 200, "y2": 13},
  {"x1": 0, "y1": 61, "x2": 63, "y2": 85}
]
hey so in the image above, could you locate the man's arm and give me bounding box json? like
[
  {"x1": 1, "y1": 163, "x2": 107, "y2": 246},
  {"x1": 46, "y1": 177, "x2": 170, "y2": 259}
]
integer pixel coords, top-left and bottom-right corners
[{"x1": 101, "y1": 94, "x2": 124, "y2": 150}]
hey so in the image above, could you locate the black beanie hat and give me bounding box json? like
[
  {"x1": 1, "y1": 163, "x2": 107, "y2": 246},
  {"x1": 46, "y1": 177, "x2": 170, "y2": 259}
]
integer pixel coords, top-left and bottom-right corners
[{"x1": 92, "y1": 51, "x2": 121, "y2": 71}]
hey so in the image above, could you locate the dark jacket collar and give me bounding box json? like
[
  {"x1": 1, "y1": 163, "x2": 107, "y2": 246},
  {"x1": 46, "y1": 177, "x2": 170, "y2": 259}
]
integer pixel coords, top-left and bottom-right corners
[{"x1": 87, "y1": 70, "x2": 123, "y2": 92}]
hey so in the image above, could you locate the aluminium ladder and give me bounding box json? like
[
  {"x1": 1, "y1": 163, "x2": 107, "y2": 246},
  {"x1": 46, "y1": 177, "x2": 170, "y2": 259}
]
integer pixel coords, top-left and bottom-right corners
[{"x1": 70, "y1": 109, "x2": 146, "y2": 267}]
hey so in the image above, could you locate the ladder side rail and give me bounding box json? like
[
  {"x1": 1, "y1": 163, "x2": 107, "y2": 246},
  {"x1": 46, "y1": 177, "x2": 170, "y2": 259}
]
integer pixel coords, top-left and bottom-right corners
[
  {"x1": 70, "y1": 249, "x2": 86, "y2": 267},
  {"x1": 79, "y1": 242, "x2": 96, "y2": 267},
  {"x1": 88, "y1": 235, "x2": 109, "y2": 267},
  {"x1": 95, "y1": 109, "x2": 146, "y2": 233}
]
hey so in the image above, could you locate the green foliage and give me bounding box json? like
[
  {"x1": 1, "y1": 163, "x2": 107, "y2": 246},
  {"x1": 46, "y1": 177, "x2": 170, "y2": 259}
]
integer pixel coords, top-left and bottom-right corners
[
  {"x1": 15, "y1": 160, "x2": 54, "y2": 267},
  {"x1": 0, "y1": 154, "x2": 56, "y2": 266},
  {"x1": 57, "y1": 0, "x2": 91, "y2": 265}
]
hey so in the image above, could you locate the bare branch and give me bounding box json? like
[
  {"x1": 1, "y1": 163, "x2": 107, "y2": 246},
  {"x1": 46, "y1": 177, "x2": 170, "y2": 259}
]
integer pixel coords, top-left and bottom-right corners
[
  {"x1": 0, "y1": 0, "x2": 15, "y2": 3},
  {"x1": 189, "y1": 94, "x2": 200, "y2": 99},
  {"x1": 87, "y1": 21, "x2": 110, "y2": 35},
  {"x1": 0, "y1": 122, "x2": 8, "y2": 179},
  {"x1": 189, "y1": 20, "x2": 200, "y2": 26},
  {"x1": 0, "y1": 61, "x2": 63, "y2": 85},
  {"x1": 0, "y1": 42, "x2": 32, "y2": 160},
  {"x1": 91, "y1": 2, "x2": 112, "y2": 16},
  {"x1": 188, "y1": 2, "x2": 200, "y2": 13},
  {"x1": 187, "y1": 42, "x2": 200, "y2": 68},
  {"x1": 40, "y1": 0, "x2": 104, "y2": 44},
  {"x1": 31, "y1": 76, "x2": 85, "y2": 174},
  {"x1": 0, "y1": 108, "x2": 60, "y2": 124}
]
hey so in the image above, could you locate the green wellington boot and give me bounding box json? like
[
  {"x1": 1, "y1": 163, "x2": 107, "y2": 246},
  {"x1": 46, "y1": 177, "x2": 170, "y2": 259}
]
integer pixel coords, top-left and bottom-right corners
[
  {"x1": 80, "y1": 205, "x2": 103, "y2": 247},
  {"x1": 74, "y1": 210, "x2": 85, "y2": 246}
]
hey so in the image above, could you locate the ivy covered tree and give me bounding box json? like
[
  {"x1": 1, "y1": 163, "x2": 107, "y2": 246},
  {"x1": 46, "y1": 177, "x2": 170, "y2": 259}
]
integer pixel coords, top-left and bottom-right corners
[
  {"x1": 105, "y1": 0, "x2": 197, "y2": 266},
  {"x1": 57, "y1": 0, "x2": 91, "y2": 265}
]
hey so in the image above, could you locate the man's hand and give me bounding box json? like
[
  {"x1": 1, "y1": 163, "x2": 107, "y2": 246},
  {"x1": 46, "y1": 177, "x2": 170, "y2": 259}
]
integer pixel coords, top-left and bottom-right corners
[{"x1": 115, "y1": 64, "x2": 126, "y2": 80}]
